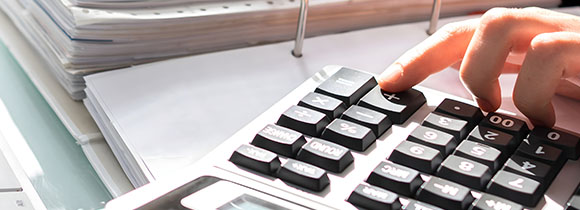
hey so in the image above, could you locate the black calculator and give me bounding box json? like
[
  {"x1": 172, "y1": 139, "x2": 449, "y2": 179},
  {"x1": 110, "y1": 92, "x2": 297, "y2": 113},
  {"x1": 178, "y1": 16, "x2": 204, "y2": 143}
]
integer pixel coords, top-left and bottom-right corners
[{"x1": 105, "y1": 65, "x2": 580, "y2": 210}]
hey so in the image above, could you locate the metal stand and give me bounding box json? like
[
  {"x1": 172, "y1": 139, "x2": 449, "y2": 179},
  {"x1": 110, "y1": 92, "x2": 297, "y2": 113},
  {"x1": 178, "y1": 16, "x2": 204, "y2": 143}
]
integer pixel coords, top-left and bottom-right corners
[
  {"x1": 427, "y1": 0, "x2": 441, "y2": 35},
  {"x1": 292, "y1": 0, "x2": 308, "y2": 57}
]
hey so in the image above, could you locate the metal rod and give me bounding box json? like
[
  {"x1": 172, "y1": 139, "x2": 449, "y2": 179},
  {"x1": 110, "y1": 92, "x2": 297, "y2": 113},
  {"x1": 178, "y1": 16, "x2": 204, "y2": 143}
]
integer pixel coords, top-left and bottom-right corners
[
  {"x1": 427, "y1": 0, "x2": 441, "y2": 35},
  {"x1": 292, "y1": 0, "x2": 308, "y2": 57}
]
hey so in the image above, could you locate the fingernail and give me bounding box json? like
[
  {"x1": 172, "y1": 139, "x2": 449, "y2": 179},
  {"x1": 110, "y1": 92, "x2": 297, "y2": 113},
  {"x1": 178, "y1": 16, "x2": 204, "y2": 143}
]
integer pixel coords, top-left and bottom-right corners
[{"x1": 474, "y1": 97, "x2": 494, "y2": 112}]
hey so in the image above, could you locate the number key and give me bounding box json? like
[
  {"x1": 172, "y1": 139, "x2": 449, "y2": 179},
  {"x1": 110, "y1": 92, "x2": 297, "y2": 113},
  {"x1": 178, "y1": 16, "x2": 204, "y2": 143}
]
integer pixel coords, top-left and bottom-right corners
[
  {"x1": 480, "y1": 113, "x2": 529, "y2": 140},
  {"x1": 422, "y1": 112, "x2": 469, "y2": 141},
  {"x1": 407, "y1": 126, "x2": 457, "y2": 156},
  {"x1": 468, "y1": 126, "x2": 517, "y2": 153},
  {"x1": 436, "y1": 155, "x2": 492, "y2": 190},
  {"x1": 389, "y1": 141, "x2": 443, "y2": 174},
  {"x1": 486, "y1": 170, "x2": 542, "y2": 206},
  {"x1": 435, "y1": 98, "x2": 484, "y2": 129},
  {"x1": 516, "y1": 138, "x2": 565, "y2": 168},
  {"x1": 453, "y1": 140, "x2": 503, "y2": 172},
  {"x1": 529, "y1": 127, "x2": 580, "y2": 160}
]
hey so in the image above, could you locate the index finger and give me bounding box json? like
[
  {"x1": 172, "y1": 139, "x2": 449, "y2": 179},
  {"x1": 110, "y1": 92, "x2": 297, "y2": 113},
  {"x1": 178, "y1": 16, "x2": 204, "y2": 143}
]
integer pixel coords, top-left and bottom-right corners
[{"x1": 378, "y1": 18, "x2": 478, "y2": 92}]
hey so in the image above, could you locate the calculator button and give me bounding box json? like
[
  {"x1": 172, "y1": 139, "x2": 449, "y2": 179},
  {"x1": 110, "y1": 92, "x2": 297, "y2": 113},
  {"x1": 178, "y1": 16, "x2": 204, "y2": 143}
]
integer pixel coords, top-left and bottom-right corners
[
  {"x1": 435, "y1": 98, "x2": 484, "y2": 129},
  {"x1": 347, "y1": 184, "x2": 401, "y2": 210},
  {"x1": 516, "y1": 138, "x2": 565, "y2": 167},
  {"x1": 340, "y1": 105, "x2": 392, "y2": 137},
  {"x1": 468, "y1": 126, "x2": 517, "y2": 153},
  {"x1": 358, "y1": 86, "x2": 426, "y2": 124},
  {"x1": 277, "y1": 159, "x2": 330, "y2": 192},
  {"x1": 568, "y1": 195, "x2": 580, "y2": 210},
  {"x1": 480, "y1": 113, "x2": 530, "y2": 141},
  {"x1": 298, "y1": 92, "x2": 346, "y2": 120},
  {"x1": 422, "y1": 112, "x2": 469, "y2": 141},
  {"x1": 389, "y1": 141, "x2": 443, "y2": 174},
  {"x1": 404, "y1": 199, "x2": 444, "y2": 210},
  {"x1": 453, "y1": 140, "x2": 503, "y2": 172},
  {"x1": 486, "y1": 170, "x2": 542, "y2": 206},
  {"x1": 366, "y1": 161, "x2": 423, "y2": 197},
  {"x1": 528, "y1": 127, "x2": 580, "y2": 160},
  {"x1": 471, "y1": 193, "x2": 523, "y2": 210},
  {"x1": 407, "y1": 126, "x2": 457, "y2": 156},
  {"x1": 436, "y1": 155, "x2": 492, "y2": 190},
  {"x1": 415, "y1": 176, "x2": 474, "y2": 210},
  {"x1": 321, "y1": 119, "x2": 376, "y2": 151},
  {"x1": 277, "y1": 105, "x2": 330, "y2": 137},
  {"x1": 296, "y1": 138, "x2": 353, "y2": 173},
  {"x1": 229, "y1": 144, "x2": 281, "y2": 175},
  {"x1": 502, "y1": 154, "x2": 553, "y2": 184},
  {"x1": 251, "y1": 124, "x2": 307, "y2": 157},
  {"x1": 314, "y1": 67, "x2": 377, "y2": 106}
]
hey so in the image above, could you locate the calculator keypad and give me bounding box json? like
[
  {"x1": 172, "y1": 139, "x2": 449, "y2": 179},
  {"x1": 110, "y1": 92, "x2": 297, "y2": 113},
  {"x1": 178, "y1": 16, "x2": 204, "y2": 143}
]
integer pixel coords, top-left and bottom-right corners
[{"x1": 225, "y1": 67, "x2": 579, "y2": 209}]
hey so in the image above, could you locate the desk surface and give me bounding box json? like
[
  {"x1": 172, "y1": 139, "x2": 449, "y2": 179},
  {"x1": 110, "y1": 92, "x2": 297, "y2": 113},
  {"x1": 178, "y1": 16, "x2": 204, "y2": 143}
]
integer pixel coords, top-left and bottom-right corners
[{"x1": 0, "y1": 41, "x2": 111, "y2": 209}]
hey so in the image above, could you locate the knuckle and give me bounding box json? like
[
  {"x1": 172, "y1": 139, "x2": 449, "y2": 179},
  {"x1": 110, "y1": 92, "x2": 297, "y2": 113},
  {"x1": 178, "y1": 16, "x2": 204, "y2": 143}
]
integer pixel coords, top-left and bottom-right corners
[
  {"x1": 530, "y1": 33, "x2": 565, "y2": 53},
  {"x1": 479, "y1": 7, "x2": 516, "y2": 33}
]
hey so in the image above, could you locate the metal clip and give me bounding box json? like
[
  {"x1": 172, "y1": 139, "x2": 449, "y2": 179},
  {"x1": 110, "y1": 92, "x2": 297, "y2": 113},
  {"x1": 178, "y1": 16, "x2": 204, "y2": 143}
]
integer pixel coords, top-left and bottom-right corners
[
  {"x1": 427, "y1": 0, "x2": 441, "y2": 35},
  {"x1": 292, "y1": 0, "x2": 308, "y2": 57}
]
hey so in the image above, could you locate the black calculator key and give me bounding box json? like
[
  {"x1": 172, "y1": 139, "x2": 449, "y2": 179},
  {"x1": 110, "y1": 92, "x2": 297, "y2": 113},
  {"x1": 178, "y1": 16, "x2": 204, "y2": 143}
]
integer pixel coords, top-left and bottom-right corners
[
  {"x1": 529, "y1": 127, "x2": 580, "y2": 160},
  {"x1": 251, "y1": 124, "x2": 307, "y2": 157},
  {"x1": 407, "y1": 126, "x2": 457, "y2": 156},
  {"x1": 341, "y1": 105, "x2": 392, "y2": 137},
  {"x1": 502, "y1": 154, "x2": 553, "y2": 184},
  {"x1": 435, "y1": 98, "x2": 484, "y2": 129},
  {"x1": 415, "y1": 176, "x2": 474, "y2": 210},
  {"x1": 516, "y1": 138, "x2": 565, "y2": 167},
  {"x1": 358, "y1": 86, "x2": 426, "y2": 124},
  {"x1": 366, "y1": 161, "x2": 423, "y2": 197},
  {"x1": 486, "y1": 170, "x2": 542, "y2": 207},
  {"x1": 277, "y1": 105, "x2": 330, "y2": 137},
  {"x1": 277, "y1": 159, "x2": 330, "y2": 192},
  {"x1": 229, "y1": 144, "x2": 281, "y2": 175},
  {"x1": 296, "y1": 138, "x2": 353, "y2": 173},
  {"x1": 422, "y1": 112, "x2": 469, "y2": 141},
  {"x1": 347, "y1": 184, "x2": 401, "y2": 210},
  {"x1": 569, "y1": 195, "x2": 580, "y2": 210},
  {"x1": 321, "y1": 118, "x2": 376, "y2": 151},
  {"x1": 389, "y1": 141, "x2": 443, "y2": 174},
  {"x1": 468, "y1": 126, "x2": 517, "y2": 153},
  {"x1": 436, "y1": 155, "x2": 492, "y2": 190},
  {"x1": 471, "y1": 193, "x2": 523, "y2": 210},
  {"x1": 314, "y1": 67, "x2": 377, "y2": 106},
  {"x1": 454, "y1": 140, "x2": 503, "y2": 172},
  {"x1": 298, "y1": 92, "x2": 346, "y2": 120},
  {"x1": 480, "y1": 113, "x2": 530, "y2": 140},
  {"x1": 404, "y1": 199, "x2": 444, "y2": 210}
]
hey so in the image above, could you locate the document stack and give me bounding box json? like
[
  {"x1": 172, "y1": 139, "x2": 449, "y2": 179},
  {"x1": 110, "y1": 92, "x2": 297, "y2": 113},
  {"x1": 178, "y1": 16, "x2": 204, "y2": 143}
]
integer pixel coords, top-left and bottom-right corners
[{"x1": 0, "y1": 0, "x2": 557, "y2": 100}]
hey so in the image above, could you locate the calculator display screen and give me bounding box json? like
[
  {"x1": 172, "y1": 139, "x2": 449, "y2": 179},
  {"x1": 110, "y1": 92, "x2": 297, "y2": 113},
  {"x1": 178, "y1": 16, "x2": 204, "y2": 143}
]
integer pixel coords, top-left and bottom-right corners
[{"x1": 218, "y1": 194, "x2": 291, "y2": 210}]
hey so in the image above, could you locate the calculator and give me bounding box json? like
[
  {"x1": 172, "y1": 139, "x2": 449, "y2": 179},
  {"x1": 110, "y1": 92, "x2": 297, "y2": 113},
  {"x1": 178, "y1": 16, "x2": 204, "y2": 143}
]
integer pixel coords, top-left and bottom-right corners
[{"x1": 105, "y1": 65, "x2": 580, "y2": 210}]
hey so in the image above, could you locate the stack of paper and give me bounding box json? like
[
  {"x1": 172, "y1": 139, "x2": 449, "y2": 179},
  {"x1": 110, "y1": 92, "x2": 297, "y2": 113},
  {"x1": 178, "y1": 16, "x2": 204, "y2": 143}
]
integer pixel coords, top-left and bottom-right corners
[{"x1": 0, "y1": 0, "x2": 558, "y2": 100}]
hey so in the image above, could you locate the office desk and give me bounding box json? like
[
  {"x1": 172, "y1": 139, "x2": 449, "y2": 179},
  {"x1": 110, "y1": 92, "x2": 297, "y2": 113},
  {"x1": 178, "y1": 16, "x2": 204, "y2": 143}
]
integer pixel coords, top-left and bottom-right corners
[{"x1": 0, "y1": 42, "x2": 111, "y2": 209}]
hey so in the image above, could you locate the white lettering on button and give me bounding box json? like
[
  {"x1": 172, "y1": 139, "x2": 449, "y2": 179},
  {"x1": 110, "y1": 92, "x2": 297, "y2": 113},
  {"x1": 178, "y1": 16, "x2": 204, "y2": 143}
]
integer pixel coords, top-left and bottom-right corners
[
  {"x1": 547, "y1": 131, "x2": 561, "y2": 141},
  {"x1": 471, "y1": 146, "x2": 486, "y2": 156},
  {"x1": 508, "y1": 178, "x2": 524, "y2": 189},
  {"x1": 356, "y1": 111, "x2": 374, "y2": 119},
  {"x1": 310, "y1": 141, "x2": 343, "y2": 157},
  {"x1": 362, "y1": 186, "x2": 389, "y2": 199},
  {"x1": 245, "y1": 147, "x2": 267, "y2": 159},
  {"x1": 413, "y1": 203, "x2": 435, "y2": 210},
  {"x1": 424, "y1": 131, "x2": 437, "y2": 140},
  {"x1": 294, "y1": 110, "x2": 311, "y2": 118},
  {"x1": 339, "y1": 123, "x2": 357, "y2": 134},
  {"x1": 485, "y1": 199, "x2": 513, "y2": 210},
  {"x1": 383, "y1": 93, "x2": 400, "y2": 100},
  {"x1": 535, "y1": 146, "x2": 545, "y2": 155},
  {"x1": 263, "y1": 126, "x2": 297, "y2": 142},
  {"x1": 410, "y1": 146, "x2": 425, "y2": 155},
  {"x1": 381, "y1": 165, "x2": 410, "y2": 179},
  {"x1": 336, "y1": 78, "x2": 355, "y2": 86},
  {"x1": 292, "y1": 162, "x2": 316, "y2": 175},
  {"x1": 484, "y1": 130, "x2": 498, "y2": 140},
  {"x1": 312, "y1": 96, "x2": 328, "y2": 105},
  {"x1": 521, "y1": 161, "x2": 536, "y2": 170},
  {"x1": 433, "y1": 183, "x2": 459, "y2": 196}
]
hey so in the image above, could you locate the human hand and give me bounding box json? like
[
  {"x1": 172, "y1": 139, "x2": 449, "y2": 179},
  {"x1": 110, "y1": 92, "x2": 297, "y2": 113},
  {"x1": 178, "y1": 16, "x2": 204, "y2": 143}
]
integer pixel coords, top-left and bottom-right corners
[{"x1": 378, "y1": 7, "x2": 580, "y2": 127}]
